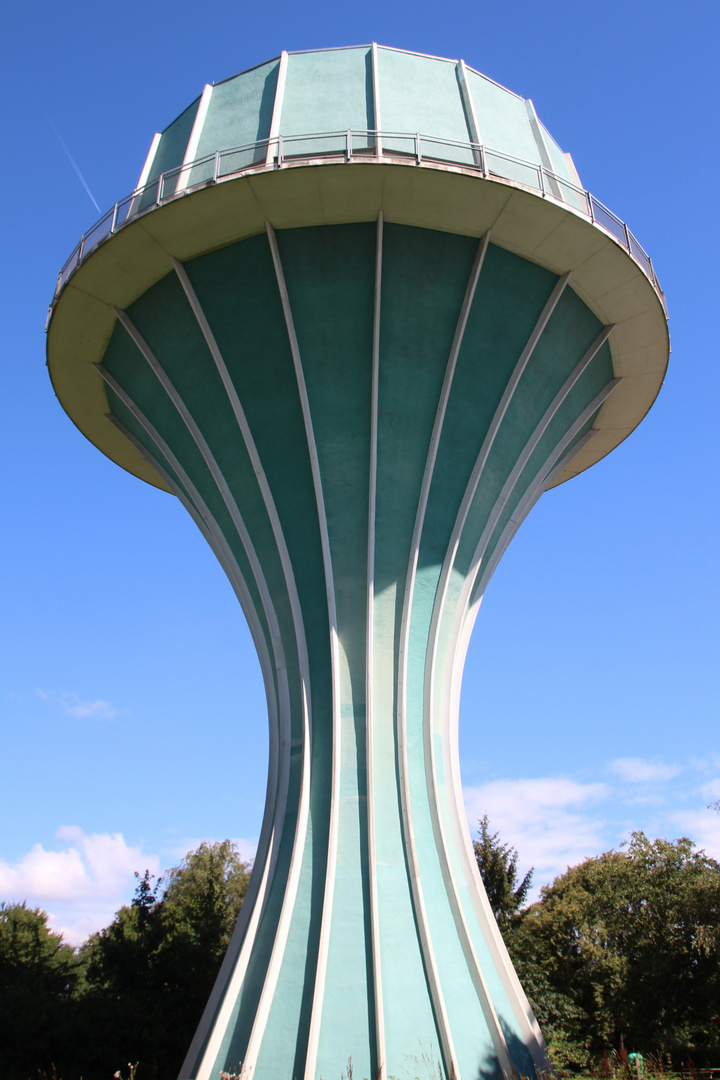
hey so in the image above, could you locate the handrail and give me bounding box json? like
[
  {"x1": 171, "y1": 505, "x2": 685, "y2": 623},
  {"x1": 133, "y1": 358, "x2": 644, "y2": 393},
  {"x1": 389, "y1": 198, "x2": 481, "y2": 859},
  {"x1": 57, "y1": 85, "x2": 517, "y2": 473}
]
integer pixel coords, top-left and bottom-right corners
[{"x1": 47, "y1": 128, "x2": 667, "y2": 324}]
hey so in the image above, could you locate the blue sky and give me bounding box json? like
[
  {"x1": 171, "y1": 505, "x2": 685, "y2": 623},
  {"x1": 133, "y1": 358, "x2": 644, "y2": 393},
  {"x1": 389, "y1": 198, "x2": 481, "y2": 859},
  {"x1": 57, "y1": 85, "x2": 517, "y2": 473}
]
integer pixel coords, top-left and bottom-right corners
[{"x1": 1, "y1": 0, "x2": 718, "y2": 944}]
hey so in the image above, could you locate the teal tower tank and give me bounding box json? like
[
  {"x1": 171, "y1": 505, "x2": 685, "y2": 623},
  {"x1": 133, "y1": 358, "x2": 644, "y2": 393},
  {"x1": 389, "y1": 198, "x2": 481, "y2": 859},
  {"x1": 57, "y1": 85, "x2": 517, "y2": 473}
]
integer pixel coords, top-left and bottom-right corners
[{"x1": 47, "y1": 45, "x2": 669, "y2": 1080}]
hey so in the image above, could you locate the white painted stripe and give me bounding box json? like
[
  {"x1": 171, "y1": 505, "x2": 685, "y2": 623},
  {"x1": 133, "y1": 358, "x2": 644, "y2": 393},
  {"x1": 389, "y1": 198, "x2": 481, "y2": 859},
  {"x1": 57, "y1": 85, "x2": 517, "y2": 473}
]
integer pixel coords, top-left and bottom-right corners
[
  {"x1": 112, "y1": 309, "x2": 286, "y2": 673},
  {"x1": 110, "y1": 308, "x2": 312, "y2": 1080},
  {"x1": 265, "y1": 221, "x2": 342, "y2": 1080},
  {"x1": 232, "y1": 681, "x2": 311, "y2": 1080},
  {"x1": 128, "y1": 132, "x2": 162, "y2": 218},
  {"x1": 266, "y1": 51, "x2": 288, "y2": 166},
  {"x1": 167, "y1": 264, "x2": 317, "y2": 1076},
  {"x1": 136, "y1": 132, "x2": 162, "y2": 190},
  {"x1": 422, "y1": 328, "x2": 614, "y2": 1066},
  {"x1": 105, "y1": 408, "x2": 285, "y2": 1080},
  {"x1": 176, "y1": 84, "x2": 213, "y2": 193},
  {"x1": 413, "y1": 272, "x2": 571, "y2": 1057},
  {"x1": 471, "y1": 380, "x2": 620, "y2": 606},
  {"x1": 395, "y1": 232, "x2": 490, "y2": 1079},
  {"x1": 171, "y1": 256, "x2": 312, "y2": 734},
  {"x1": 456, "y1": 60, "x2": 483, "y2": 168},
  {"x1": 396, "y1": 230, "x2": 511, "y2": 1074},
  {"x1": 437, "y1": 439, "x2": 607, "y2": 1067},
  {"x1": 371, "y1": 43, "x2": 382, "y2": 156},
  {"x1": 462, "y1": 325, "x2": 616, "y2": 601},
  {"x1": 435, "y1": 386, "x2": 620, "y2": 1060},
  {"x1": 424, "y1": 270, "x2": 571, "y2": 738},
  {"x1": 525, "y1": 98, "x2": 562, "y2": 200},
  {"x1": 431, "y1": 408, "x2": 616, "y2": 1065},
  {"x1": 366, "y1": 211, "x2": 385, "y2": 1079}
]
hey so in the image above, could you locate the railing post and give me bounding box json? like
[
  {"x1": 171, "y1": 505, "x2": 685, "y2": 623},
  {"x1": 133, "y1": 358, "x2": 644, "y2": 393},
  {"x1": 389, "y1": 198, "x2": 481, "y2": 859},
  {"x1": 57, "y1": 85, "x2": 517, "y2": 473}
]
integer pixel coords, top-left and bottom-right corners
[
  {"x1": 110, "y1": 203, "x2": 118, "y2": 234},
  {"x1": 588, "y1": 193, "x2": 595, "y2": 223},
  {"x1": 156, "y1": 174, "x2": 162, "y2": 205},
  {"x1": 213, "y1": 150, "x2": 220, "y2": 182},
  {"x1": 538, "y1": 167, "x2": 545, "y2": 195},
  {"x1": 623, "y1": 223, "x2": 631, "y2": 252},
  {"x1": 277, "y1": 135, "x2": 284, "y2": 167},
  {"x1": 347, "y1": 129, "x2": 352, "y2": 161},
  {"x1": 78, "y1": 235, "x2": 85, "y2": 262},
  {"x1": 416, "y1": 133, "x2": 422, "y2": 164}
]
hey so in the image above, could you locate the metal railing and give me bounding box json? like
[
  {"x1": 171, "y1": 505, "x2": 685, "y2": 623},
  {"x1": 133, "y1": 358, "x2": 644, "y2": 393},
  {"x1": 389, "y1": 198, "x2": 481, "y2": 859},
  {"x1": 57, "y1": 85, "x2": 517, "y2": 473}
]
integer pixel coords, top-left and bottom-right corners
[{"x1": 49, "y1": 128, "x2": 666, "y2": 320}]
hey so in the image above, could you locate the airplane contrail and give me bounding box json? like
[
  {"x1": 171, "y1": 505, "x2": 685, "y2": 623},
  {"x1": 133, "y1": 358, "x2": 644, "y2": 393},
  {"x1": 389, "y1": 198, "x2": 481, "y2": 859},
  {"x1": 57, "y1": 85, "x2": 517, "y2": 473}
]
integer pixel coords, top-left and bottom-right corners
[{"x1": 43, "y1": 107, "x2": 101, "y2": 214}]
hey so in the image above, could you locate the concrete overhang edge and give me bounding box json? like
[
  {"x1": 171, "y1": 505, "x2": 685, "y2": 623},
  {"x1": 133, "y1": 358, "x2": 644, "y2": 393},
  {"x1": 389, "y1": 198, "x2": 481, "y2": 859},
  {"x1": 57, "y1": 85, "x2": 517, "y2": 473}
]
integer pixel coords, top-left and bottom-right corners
[{"x1": 46, "y1": 160, "x2": 669, "y2": 493}]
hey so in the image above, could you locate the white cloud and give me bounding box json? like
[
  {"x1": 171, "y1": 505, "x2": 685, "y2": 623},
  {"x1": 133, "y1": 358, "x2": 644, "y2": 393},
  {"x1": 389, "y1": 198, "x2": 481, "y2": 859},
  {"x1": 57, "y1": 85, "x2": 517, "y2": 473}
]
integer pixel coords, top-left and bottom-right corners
[
  {"x1": 37, "y1": 689, "x2": 122, "y2": 720},
  {"x1": 669, "y1": 807, "x2": 720, "y2": 862},
  {"x1": 700, "y1": 777, "x2": 720, "y2": 802},
  {"x1": 464, "y1": 776, "x2": 609, "y2": 892},
  {"x1": 0, "y1": 827, "x2": 159, "y2": 946},
  {"x1": 609, "y1": 757, "x2": 682, "y2": 783}
]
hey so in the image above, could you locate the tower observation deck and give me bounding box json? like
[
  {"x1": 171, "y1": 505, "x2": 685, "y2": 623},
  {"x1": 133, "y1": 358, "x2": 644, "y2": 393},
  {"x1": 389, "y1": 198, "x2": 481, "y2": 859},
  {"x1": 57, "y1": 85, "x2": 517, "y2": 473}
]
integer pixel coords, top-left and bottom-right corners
[{"x1": 47, "y1": 45, "x2": 669, "y2": 1080}]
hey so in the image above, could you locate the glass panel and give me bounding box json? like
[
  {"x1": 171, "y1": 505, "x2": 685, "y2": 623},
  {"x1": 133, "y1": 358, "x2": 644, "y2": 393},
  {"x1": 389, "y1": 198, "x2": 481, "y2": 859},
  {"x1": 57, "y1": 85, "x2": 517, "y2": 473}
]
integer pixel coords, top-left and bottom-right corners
[
  {"x1": 628, "y1": 232, "x2": 652, "y2": 277},
  {"x1": 485, "y1": 149, "x2": 541, "y2": 190},
  {"x1": 80, "y1": 210, "x2": 114, "y2": 256},
  {"x1": 590, "y1": 198, "x2": 627, "y2": 245},
  {"x1": 218, "y1": 142, "x2": 266, "y2": 176},
  {"x1": 282, "y1": 131, "x2": 348, "y2": 157}
]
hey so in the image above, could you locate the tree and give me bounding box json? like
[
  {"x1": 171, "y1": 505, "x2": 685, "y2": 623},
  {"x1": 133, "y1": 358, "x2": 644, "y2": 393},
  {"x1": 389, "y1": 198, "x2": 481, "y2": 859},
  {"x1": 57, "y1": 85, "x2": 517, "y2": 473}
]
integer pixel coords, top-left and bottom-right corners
[
  {"x1": 0, "y1": 902, "x2": 82, "y2": 1077},
  {"x1": 509, "y1": 833, "x2": 720, "y2": 1067},
  {"x1": 474, "y1": 815, "x2": 533, "y2": 932},
  {"x1": 79, "y1": 840, "x2": 251, "y2": 1080}
]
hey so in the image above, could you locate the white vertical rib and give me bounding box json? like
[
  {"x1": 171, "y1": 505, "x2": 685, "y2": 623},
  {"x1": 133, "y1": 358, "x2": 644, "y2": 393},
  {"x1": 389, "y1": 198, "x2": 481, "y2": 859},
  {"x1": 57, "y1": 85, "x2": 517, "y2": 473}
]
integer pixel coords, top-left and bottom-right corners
[
  {"x1": 136, "y1": 132, "x2": 161, "y2": 190},
  {"x1": 458, "y1": 324, "x2": 616, "y2": 602},
  {"x1": 128, "y1": 132, "x2": 162, "y2": 218},
  {"x1": 424, "y1": 270, "x2": 572, "y2": 733},
  {"x1": 166, "y1": 262, "x2": 318, "y2": 1077},
  {"x1": 432, "y1": 404, "x2": 618, "y2": 1064},
  {"x1": 456, "y1": 60, "x2": 483, "y2": 168},
  {"x1": 371, "y1": 44, "x2": 382, "y2": 156},
  {"x1": 439, "y1": 387, "x2": 621, "y2": 1045},
  {"x1": 102, "y1": 390, "x2": 289, "y2": 1068},
  {"x1": 266, "y1": 52, "x2": 288, "y2": 166},
  {"x1": 265, "y1": 221, "x2": 342, "y2": 1080},
  {"x1": 108, "y1": 313, "x2": 313, "y2": 1078},
  {"x1": 171, "y1": 256, "x2": 311, "y2": 727},
  {"x1": 421, "y1": 327, "x2": 615, "y2": 1065},
  {"x1": 176, "y1": 84, "x2": 213, "y2": 193},
  {"x1": 105, "y1": 410, "x2": 286, "y2": 1080},
  {"x1": 525, "y1": 99, "x2": 562, "y2": 201},
  {"x1": 366, "y1": 211, "x2": 385, "y2": 1079},
  {"x1": 371, "y1": 43, "x2": 382, "y2": 156},
  {"x1": 395, "y1": 231, "x2": 491, "y2": 1079},
  {"x1": 436, "y1": 398, "x2": 615, "y2": 1066},
  {"x1": 471, "y1": 380, "x2": 621, "y2": 606}
]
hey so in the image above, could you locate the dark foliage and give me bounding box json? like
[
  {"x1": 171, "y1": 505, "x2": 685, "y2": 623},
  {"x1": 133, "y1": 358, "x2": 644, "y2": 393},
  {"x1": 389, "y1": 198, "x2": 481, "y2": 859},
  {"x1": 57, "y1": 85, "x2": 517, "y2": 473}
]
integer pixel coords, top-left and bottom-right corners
[
  {"x1": 474, "y1": 815, "x2": 533, "y2": 932},
  {"x1": 505, "y1": 832, "x2": 720, "y2": 1068},
  {"x1": 0, "y1": 842, "x2": 251, "y2": 1080}
]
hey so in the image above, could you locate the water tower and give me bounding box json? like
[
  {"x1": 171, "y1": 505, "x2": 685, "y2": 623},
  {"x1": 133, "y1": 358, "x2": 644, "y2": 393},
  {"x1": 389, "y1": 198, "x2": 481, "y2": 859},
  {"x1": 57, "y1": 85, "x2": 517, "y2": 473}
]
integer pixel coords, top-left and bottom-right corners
[{"x1": 47, "y1": 45, "x2": 668, "y2": 1080}]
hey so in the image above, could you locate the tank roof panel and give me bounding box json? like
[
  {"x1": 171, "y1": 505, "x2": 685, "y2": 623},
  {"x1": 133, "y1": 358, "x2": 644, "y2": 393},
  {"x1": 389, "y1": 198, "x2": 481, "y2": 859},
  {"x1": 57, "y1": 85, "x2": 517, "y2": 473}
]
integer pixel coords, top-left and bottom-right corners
[{"x1": 147, "y1": 45, "x2": 582, "y2": 191}]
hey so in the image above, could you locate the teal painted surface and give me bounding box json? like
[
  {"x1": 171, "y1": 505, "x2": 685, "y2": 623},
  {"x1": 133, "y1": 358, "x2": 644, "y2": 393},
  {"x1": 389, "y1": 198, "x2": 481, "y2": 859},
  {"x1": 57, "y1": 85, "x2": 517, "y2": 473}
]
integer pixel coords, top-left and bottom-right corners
[
  {"x1": 275, "y1": 223, "x2": 376, "y2": 1078},
  {"x1": 281, "y1": 48, "x2": 373, "y2": 154},
  {"x1": 142, "y1": 98, "x2": 200, "y2": 205},
  {"x1": 151, "y1": 46, "x2": 579, "y2": 195},
  {"x1": 373, "y1": 223, "x2": 479, "y2": 1067},
  {"x1": 101, "y1": 222, "x2": 614, "y2": 1080},
  {"x1": 197, "y1": 59, "x2": 278, "y2": 160},
  {"x1": 377, "y1": 47, "x2": 474, "y2": 164},
  {"x1": 150, "y1": 98, "x2": 200, "y2": 178},
  {"x1": 465, "y1": 69, "x2": 543, "y2": 187},
  {"x1": 179, "y1": 235, "x2": 333, "y2": 1077}
]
